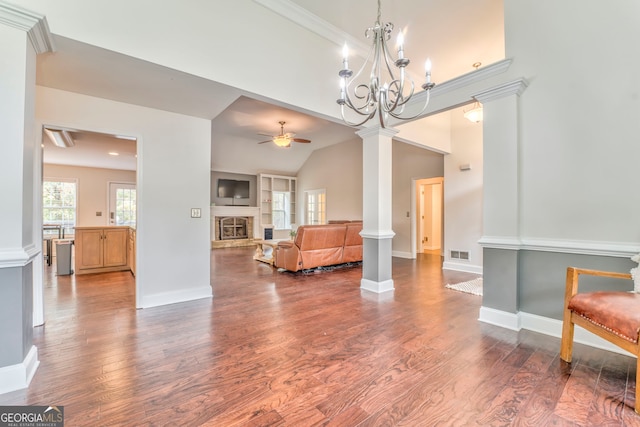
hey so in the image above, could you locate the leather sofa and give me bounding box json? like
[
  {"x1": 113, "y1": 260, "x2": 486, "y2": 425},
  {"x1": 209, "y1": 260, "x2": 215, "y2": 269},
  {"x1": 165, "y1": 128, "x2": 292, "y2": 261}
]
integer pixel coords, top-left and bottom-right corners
[{"x1": 273, "y1": 222, "x2": 362, "y2": 272}]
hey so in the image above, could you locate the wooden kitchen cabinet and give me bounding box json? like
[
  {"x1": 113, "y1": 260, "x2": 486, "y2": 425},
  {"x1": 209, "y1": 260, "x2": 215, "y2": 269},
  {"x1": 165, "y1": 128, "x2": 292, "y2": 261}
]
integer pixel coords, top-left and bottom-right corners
[
  {"x1": 75, "y1": 226, "x2": 129, "y2": 275},
  {"x1": 128, "y1": 228, "x2": 136, "y2": 276}
]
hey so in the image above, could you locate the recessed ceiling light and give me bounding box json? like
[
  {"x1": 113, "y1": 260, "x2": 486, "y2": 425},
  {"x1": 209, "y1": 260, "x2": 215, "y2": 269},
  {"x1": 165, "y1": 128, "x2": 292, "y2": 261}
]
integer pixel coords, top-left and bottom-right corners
[{"x1": 108, "y1": 152, "x2": 119, "y2": 156}]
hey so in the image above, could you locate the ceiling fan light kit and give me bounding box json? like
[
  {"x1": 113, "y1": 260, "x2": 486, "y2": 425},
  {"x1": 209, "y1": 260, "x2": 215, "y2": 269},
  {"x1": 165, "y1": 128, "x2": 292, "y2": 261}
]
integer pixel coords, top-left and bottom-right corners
[
  {"x1": 337, "y1": 0, "x2": 436, "y2": 128},
  {"x1": 258, "y1": 121, "x2": 311, "y2": 148}
]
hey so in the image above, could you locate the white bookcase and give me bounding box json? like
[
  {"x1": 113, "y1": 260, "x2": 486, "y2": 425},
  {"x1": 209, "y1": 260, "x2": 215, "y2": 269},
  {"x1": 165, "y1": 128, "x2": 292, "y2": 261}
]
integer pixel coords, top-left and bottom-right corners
[{"x1": 258, "y1": 173, "x2": 296, "y2": 240}]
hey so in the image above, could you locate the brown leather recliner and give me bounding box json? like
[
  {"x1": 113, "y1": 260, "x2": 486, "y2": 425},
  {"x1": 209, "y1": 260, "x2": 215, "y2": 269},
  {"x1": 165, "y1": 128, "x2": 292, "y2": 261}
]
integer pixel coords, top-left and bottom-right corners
[
  {"x1": 342, "y1": 222, "x2": 363, "y2": 263},
  {"x1": 274, "y1": 222, "x2": 362, "y2": 272}
]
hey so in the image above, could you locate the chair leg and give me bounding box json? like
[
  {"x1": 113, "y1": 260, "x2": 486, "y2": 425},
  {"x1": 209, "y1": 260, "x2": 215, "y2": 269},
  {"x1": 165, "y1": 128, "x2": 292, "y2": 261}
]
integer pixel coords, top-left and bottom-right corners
[
  {"x1": 560, "y1": 315, "x2": 574, "y2": 363},
  {"x1": 635, "y1": 355, "x2": 640, "y2": 414}
]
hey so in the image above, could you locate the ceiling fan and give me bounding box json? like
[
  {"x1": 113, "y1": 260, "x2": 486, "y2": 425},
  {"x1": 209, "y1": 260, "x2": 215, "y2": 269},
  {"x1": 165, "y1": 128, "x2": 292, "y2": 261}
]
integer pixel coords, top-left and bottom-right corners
[{"x1": 258, "y1": 121, "x2": 311, "y2": 148}]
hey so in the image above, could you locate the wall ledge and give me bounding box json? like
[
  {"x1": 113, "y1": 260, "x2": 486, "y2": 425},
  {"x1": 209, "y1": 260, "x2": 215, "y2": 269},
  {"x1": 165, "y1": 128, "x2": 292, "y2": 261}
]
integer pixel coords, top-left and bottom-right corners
[{"x1": 479, "y1": 235, "x2": 639, "y2": 258}]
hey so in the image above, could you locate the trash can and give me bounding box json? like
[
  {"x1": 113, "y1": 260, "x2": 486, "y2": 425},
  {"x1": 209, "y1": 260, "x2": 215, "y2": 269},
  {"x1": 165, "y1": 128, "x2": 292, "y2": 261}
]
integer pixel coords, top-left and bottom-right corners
[{"x1": 56, "y1": 240, "x2": 74, "y2": 275}]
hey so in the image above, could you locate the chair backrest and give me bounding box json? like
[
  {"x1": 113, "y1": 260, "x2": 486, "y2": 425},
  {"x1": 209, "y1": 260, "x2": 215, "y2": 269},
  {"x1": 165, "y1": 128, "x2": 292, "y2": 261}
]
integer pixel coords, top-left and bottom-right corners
[{"x1": 295, "y1": 224, "x2": 347, "y2": 250}]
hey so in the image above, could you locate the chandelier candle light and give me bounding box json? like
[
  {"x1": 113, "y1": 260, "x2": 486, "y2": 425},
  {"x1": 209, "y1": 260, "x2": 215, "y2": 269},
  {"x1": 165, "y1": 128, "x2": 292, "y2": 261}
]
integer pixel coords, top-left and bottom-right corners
[{"x1": 337, "y1": 0, "x2": 435, "y2": 128}]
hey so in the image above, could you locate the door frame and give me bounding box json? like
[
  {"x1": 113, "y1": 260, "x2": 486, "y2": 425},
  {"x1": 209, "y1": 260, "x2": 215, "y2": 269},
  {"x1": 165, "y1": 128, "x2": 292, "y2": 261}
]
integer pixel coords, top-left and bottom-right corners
[{"x1": 410, "y1": 177, "x2": 444, "y2": 259}]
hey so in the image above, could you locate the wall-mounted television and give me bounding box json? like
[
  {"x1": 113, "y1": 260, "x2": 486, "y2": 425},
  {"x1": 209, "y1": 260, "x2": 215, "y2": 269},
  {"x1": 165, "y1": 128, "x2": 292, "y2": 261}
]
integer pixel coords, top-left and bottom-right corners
[{"x1": 217, "y1": 179, "x2": 250, "y2": 199}]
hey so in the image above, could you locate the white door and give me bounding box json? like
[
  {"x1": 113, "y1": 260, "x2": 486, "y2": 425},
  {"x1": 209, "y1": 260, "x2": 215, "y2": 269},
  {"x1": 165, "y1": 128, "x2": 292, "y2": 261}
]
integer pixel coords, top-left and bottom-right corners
[
  {"x1": 108, "y1": 182, "x2": 137, "y2": 226},
  {"x1": 305, "y1": 189, "x2": 326, "y2": 225}
]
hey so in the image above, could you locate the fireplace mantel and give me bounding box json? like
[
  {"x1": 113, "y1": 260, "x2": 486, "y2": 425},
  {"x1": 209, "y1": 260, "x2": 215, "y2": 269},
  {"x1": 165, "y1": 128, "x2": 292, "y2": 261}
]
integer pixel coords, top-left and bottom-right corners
[{"x1": 211, "y1": 206, "x2": 260, "y2": 241}]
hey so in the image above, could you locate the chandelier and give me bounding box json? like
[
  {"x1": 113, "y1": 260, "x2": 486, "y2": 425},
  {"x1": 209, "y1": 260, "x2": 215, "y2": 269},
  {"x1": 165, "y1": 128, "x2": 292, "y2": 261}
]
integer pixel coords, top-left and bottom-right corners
[{"x1": 337, "y1": 0, "x2": 435, "y2": 128}]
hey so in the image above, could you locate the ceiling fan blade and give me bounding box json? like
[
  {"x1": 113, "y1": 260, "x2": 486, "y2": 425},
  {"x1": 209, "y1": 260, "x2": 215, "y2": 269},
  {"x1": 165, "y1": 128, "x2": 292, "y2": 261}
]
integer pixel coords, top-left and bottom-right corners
[
  {"x1": 257, "y1": 132, "x2": 274, "y2": 137},
  {"x1": 257, "y1": 140, "x2": 272, "y2": 144},
  {"x1": 292, "y1": 138, "x2": 311, "y2": 143}
]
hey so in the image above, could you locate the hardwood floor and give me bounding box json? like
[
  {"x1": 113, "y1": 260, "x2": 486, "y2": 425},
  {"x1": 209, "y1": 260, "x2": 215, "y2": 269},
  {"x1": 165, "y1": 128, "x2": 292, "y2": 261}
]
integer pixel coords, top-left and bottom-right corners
[{"x1": 1, "y1": 247, "x2": 638, "y2": 426}]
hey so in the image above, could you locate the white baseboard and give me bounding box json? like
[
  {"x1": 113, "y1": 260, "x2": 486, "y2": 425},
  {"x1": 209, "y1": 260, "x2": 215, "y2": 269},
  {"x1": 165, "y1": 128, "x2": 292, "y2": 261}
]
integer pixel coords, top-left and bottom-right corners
[
  {"x1": 443, "y1": 261, "x2": 483, "y2": 275},
  {"x1": 361, "y1": 278, "x2": 394, "y2": 294},
  {"x1": 392, "y1": 251, "x2": 413, "y2": 259},
  {"x1": 478, "y1": 307, "x2": 634, "y2": 357},
  {"x1": 478, "y1": 306, "x2": 520, "y2": 331},
  {"x1": 0, "y1": 345, "x2": 39, "y2": 395},
  {"x1": 139, "y1": 286, "x2": 213, "y2": 309}
]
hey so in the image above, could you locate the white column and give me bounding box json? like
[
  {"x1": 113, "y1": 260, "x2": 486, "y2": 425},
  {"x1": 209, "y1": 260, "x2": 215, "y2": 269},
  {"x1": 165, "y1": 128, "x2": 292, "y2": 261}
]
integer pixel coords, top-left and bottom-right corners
[
  {"x1": 357, "y1": 126, "x2": 397, "y2": 293},
  {"x1": 475, "y1": 79, "x2": 529, "y2": 326},
  {"x1": 0, "y1": 1, "x2": 53, "y2": 394}
]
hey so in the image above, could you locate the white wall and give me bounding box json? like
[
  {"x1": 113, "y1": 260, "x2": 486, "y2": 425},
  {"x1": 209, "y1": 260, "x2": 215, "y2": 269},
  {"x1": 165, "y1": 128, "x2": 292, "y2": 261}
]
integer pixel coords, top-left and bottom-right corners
[
  {"x1": 20, "y1": 0, "x2": 344, "y2": 122},
  {"x1": 505, "y1": 0, "x2": 640, "y2": 245},
  {"x1": 443, "y1": 106, "x2": 484, "y2": 273},
  {"x1": 297, "y1": 138, "x2": 363, "y2": 223},
  {"x1": 43, "y1": 164, "x2": 136, "y2": 227},
  {"x1": 36, "y1": 87, "x2": 212, "y2": 308}
]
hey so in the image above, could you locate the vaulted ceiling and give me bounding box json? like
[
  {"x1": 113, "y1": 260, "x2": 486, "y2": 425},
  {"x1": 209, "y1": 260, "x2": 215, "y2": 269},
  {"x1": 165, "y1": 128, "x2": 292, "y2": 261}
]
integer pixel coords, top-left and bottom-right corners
[{"x1": 37, "y1": 0, "x2": 504, "y2": 173}]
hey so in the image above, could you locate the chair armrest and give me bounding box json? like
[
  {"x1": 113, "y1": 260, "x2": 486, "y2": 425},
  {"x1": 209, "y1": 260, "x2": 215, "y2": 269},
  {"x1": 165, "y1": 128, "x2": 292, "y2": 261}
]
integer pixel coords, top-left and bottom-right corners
[
  {"x1": 277, "y1": 241, "x2": 295, "y2": 249},
  {"x1": 565, "y1": 266, "x2": 632, "y2": 300}
]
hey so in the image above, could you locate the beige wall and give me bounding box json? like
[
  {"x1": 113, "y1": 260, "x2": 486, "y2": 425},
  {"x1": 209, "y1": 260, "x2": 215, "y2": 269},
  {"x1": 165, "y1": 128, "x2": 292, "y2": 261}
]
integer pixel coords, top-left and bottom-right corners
[
  {"x1": 43, "y1": 164, "x2": 136, "y2": 228},
  {"x1": 392, "y1": 141, "x2": 444, "y2": 257},
  {"x1": 296, "y1": 138, "x2": 363, "y2": 224},
  {"x1": 297, "y1": 137, "x2": 444, "y2": 256}
]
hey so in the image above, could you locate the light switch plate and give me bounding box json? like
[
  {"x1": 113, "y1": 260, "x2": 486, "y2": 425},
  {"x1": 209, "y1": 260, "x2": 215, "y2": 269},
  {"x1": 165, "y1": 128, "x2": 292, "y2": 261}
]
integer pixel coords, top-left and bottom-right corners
[{"x1": 191, "y1": 208, "x2": 201, "y2": 218}]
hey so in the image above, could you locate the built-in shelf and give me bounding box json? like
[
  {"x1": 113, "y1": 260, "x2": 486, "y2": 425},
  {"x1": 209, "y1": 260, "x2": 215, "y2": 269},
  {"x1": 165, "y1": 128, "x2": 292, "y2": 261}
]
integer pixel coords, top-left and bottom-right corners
[{"x1": 258, "y1": 173, "x2": 296, "y2": 240}]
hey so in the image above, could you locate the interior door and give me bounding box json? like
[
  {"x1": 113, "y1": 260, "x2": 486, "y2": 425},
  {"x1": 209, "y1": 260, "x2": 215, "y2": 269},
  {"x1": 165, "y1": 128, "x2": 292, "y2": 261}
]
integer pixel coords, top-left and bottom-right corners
[{"x1": 108, "y1": 182, "x2": 136, "y2": 226}]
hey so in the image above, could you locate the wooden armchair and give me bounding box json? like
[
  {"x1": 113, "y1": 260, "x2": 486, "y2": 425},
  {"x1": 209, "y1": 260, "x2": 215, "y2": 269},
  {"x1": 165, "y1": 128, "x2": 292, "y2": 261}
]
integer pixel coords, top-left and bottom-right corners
[{"x1": 560, "y1": 267, "x2": 640, "y2": 414}]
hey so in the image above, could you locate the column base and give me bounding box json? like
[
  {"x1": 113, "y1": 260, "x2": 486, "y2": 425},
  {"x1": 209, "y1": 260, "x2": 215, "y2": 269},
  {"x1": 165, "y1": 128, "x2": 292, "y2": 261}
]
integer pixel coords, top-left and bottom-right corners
[
  {"x1": 360, "y1": 278, "x2": 394, "y2": 294},
  {"x1": 0, "y1": 345, "x2": 39, "y2": 395}
]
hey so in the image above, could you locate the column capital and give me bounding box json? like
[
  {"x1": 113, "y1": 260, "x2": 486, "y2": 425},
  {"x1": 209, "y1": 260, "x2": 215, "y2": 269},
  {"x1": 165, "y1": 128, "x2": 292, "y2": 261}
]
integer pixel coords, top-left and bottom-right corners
[
  {"x1": 473, "y1": 78, "x2": 529, "y2": 104},
  {"x1": 0, "y1": 1, "x2": 55, "y2": 53},
  {"x1": 356, "y1": 126, "x2": 399, "y2": 140}
]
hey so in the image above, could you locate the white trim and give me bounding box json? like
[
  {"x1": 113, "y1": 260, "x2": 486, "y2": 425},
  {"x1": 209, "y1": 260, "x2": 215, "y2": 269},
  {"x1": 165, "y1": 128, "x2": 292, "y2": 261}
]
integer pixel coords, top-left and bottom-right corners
[
  {"x1": 139, "y1": 286, "x2": 212, "y2": 309},
  {"x1": 431, "y1": 59, "x2": 513, "y2": 97},
  {"x1": 479, "y1": 235, "x2": 640, "y2": 258},
  {"x1": 252, "y1": 0, "x2": 369, "y2": 60},
  {"x1": 360, "y1": 229, "x2": 396, "y2": 239},
  {"x1": 0, "y1": 1, "x2": 55, "y2": 53},
  {"x1": 0, "y1": 345, "x2": 39, "y2": 395},
  {"x1": 478, "y1": 306, "x2": 521, "y2": 331},
  {"x1": 478, "y1": 235, "x2": 522, "y2": 250},
  {"x1": 361, "y1": 278, "x2": 394, "y2": 294},
  {"x1": 392, "y1": 251, "x2": 413, "y2": 259},
  {"x1": 473, "y1": 78, "x2": 529, "y2": 103},
  {"x1": 478, "y1": 308, "x2": 636, "y2": 357},
  {"x1": 0, "y1": 244, "x2": 39, "y2": 268},
  {"x1": 443, "y1": 261, "x2": 483, "y2": 275}
]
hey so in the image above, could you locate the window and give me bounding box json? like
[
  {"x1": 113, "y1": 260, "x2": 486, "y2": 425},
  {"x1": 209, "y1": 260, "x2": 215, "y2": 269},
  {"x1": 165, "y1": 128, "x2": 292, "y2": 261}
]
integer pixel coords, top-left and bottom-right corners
[
  {"x1": 305, "y1": 189, "x2": 326, "y2": 225},
  {"x1": 43, "y1": 179, "x2": 77, "y2": 236},
  {"x1": 272, "y1": 191, "x2": 291, "y2": 230},
  {"x1": 114, "y1": 186, "x2": 137, "y2": 226}
]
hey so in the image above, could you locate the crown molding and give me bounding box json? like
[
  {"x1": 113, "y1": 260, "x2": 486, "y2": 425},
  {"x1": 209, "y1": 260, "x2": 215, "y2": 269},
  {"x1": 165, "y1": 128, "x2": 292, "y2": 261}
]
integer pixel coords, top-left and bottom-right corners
[
  {"x1": 0, "y1": 1, "x2": 55, "y2": 53},
  {"x1": 252, "y1": 0, "x2": 369, "y2": 58},
  {"x1": 430, "y1": 58, "x2": 512, "y2": 97}
]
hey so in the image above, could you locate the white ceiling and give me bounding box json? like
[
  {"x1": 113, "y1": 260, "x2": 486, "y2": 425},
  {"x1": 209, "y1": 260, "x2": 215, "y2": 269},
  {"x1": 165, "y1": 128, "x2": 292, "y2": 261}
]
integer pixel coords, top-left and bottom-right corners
[{"x1": 37, "y1": 0, "x2": 504, "y2": 174}]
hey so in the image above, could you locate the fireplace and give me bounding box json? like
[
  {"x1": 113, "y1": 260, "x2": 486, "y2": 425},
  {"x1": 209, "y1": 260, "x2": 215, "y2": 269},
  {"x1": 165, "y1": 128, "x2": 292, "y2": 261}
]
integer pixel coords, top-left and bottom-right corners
[
  {"x1": 211, "y1": 206, "x2": 260, "y2": 248},
  {"x1": 219, "y1": 216, "x2": 249, "y2": 240}
]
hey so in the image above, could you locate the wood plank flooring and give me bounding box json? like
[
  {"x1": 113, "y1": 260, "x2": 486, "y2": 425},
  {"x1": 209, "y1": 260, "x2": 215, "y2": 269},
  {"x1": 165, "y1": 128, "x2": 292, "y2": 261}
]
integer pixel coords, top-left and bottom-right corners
[{"x1": 0, "y1": 247, "x2": 638, "y2": 426}]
